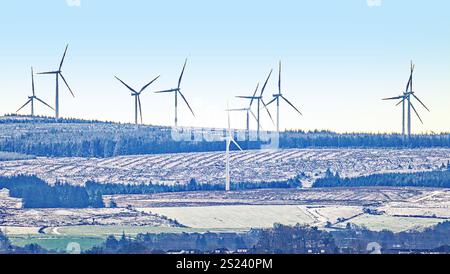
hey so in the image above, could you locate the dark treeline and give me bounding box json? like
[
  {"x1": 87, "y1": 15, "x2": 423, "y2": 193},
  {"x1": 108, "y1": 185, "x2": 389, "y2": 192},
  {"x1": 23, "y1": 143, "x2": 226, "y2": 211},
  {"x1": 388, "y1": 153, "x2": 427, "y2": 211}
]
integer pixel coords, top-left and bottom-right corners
[
  {"x1": 86, "y1": 224, "x2": 338, "y2": 254},
  {"x1": 333, "y1": 221, "x2": 450, "y2": 253},
  {"x1": 4, "y1": 222, "x2": 450, "y2": 254},
  {"x1": 87, "y1": 231, "x2": 259, "y2": 254},
  {"x1": 0, "y1": 175, "x2": 96, "y2": 208},
  {"x1": 0, "y1": 175, "x2": 298, "y2": 208},
  {"x1": 313, "y1": 167, "x2": 450, "y2": 188},
  {"x1": 0, "y1": 114, "x2": 117, "y2": 125},
  {"x1": 0, "y1": 231, "x2": 48, "y2": 254},
  {"x1": 281, "y1": 130, "x2": 450, "y2": 149},
  {"x1": 0, "y1": 115, "x2": 449, "y2": 158},
  {"x1": 81, "y1": 221, "x2": 450, "y2": 254}
]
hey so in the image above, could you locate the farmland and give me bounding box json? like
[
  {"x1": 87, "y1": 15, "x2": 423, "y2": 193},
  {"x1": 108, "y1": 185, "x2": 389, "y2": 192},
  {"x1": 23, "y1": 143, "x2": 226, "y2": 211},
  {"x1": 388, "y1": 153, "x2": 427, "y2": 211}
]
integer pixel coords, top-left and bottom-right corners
[
  {"x1": 0, "y1": 148, "x2": 449, "y2": 187},
  {"x1": 0, "y1": 207, "x2": 180, "y2": 228},
  {"x1": 1, "y1": 146, "x2": 450, "y2": 251},
  {"x1": 2, "y1": 186, "x2": 450, "y2": 250},
  {"x1": 108, "y1": 187, "x2": 450, "y2": 232}
]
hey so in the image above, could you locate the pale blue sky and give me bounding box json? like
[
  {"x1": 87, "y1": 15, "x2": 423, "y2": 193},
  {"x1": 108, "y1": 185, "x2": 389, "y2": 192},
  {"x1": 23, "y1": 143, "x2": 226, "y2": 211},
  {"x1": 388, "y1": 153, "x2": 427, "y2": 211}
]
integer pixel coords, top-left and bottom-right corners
[{"x1": 0, "y1": 0, "x2": 449, "y2": 133}]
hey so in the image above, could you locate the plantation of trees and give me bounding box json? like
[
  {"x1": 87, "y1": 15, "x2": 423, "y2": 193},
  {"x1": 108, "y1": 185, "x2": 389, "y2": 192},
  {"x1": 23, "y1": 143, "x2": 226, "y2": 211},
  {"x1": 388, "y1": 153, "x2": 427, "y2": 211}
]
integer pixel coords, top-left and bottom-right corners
[
  {"x1": 313, "y1": 167, "x2": 450, "y2": 188},
  {"x1": 0, "y1": 115, "x2": 449, "y2": 158},
  {"x1": 0, "y1": 175, "x2": 298, "y2": 208}
]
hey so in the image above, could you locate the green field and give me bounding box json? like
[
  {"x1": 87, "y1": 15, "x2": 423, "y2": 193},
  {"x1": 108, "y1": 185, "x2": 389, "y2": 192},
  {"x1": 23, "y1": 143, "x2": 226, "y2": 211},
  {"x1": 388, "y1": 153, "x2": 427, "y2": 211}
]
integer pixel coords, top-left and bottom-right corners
[
  {"x1": 10, "y1": 235, "x2": 104, "y2": 252},
  {"x1": 7, "y1": 225, "x2": 249, "y2": 252}
]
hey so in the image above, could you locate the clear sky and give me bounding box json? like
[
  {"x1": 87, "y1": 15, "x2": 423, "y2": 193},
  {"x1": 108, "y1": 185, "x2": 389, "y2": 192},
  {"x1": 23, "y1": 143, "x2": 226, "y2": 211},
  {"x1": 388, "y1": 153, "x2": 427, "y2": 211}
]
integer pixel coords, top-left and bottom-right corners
[{"x1": 0, "y1": 0, "x2": 449, "y2": 133}]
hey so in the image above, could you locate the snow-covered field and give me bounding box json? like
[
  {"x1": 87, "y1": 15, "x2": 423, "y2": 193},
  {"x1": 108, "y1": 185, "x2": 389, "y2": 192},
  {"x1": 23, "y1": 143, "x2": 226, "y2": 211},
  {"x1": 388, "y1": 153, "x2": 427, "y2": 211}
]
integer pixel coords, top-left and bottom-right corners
[
  {"x1": 0, "y1": 207, "x2": 180, "y2": 228},
  {"x1": 2, "y1": 187, "x2": 450, "y2": 233},
  {"x1": 111, "y1": 188, "x2": 450, "y2": 232},
  {"x1": 0, "y1": 148, "x2": 449, "y2": 186},
  {"x1": 139, "y1": 205, "x2": 362, "y2": 229}
]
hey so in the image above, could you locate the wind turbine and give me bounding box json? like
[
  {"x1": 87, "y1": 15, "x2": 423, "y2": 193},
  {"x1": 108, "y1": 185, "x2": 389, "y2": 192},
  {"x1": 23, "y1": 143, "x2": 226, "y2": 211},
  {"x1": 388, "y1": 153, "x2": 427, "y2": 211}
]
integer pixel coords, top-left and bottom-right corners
[
  {"x1": 226, "y1": 107, "x2": 258, "y2": 133},
  {"x1": 267, "y1": 61, "x2": 303, "y2": 132},
  {"x1": 115, "y1": 75, "x2": 160, "y2": 125},
  {"x1": 236, "y1": 70, "x2": 275, "y2": 139},
  {"x1": 225, "y1": 103, "x2": 243, "y2": 192},
  {"x1": 16, "y1": 67, "x2": 54, "y2": 116},
  {"x1": 229, "y1": 83, "x2": 260, "y2": 134},
  {"x1": 38, "y1": 44, "x2": 75, "y2": 119},
  {"x1": 154, "y1": 59, "x2": 195, "y2": 127},
  {"x1": 382, "y1": 61, "x2": 430, "y2": 138}
]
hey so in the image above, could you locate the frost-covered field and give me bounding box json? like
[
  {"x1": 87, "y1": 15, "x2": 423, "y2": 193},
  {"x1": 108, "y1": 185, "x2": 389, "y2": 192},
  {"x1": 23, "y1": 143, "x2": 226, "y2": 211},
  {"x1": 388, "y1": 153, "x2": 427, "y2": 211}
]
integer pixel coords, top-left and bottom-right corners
[
  {"x1": 138, "y1": 205, "x2": 362, "y2": 229},
  {"x1": 0, "y1": 207, "x2": 180, "y2": 228},
  {"x1": 0, "y1": 148, "x2": 449, "y2": 186},
  {"x1": 2, "y1": 187, "x2": 450, "y2": 233},
  {"x1": 111, "y1": 188, "x2": 450, "y2": 232}
]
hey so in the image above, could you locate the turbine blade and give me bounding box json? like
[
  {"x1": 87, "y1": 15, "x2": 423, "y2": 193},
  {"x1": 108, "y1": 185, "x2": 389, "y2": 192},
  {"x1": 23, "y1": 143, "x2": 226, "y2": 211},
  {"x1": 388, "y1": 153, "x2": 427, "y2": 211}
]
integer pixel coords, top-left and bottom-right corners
[
  {"x1": 140, "y1": 75, "x2": 160, "y2": 93},
  {"x1": 35, "y1": 97, "x2": 55, "y2": 110},
  {"x1": 59, "y1": 73, "x2": 75, "y2": 97},
  {"x1": 236, "y1": 96, "x2": 258, "y2": 99},
  {"x1": 37, "y1": 71, "x2": 59, "y2": 75},
  {"x1": 410, "y1": 102, "x2": 424, "y2": 124},
  {"x1": 266, "y1": 97, "x2": 277, "y2": 106},
  {"x1": 178, "y1": 59, "x2": 187, "y2": 89},
  {"x1": 281, "y1": 95, "x2": 302, "y2": 115},
  {"x1": 278, "y1": 61, "x2": 282, "y2": 93},
  {"x1": 382, "y1": 96, "x2": 404, "y2": 100},
  {"x1": 260, "y1": 69, "x2": 273, "y2": 96},
  {"x1": 249, "y1": 83, "x2": 259, "y2": 107},
  {"x1": 412, "y1": 94, "x2": 430, "y2": 112},
  {"x1": 31, "y1": 67, "x2": 35, "y2": 96},
  {"x1": 178, "y1": 90, "x2": 195, "y2": 117},
  {"x1": 138, "y1": 95, "x2": 143, "y2": 124},
  {"x1": 59, "y1": 44, "x2": 69, "y2": 71},
  {"x1": 115, "y1": 76, "x2": 137, "y2": 93},
  {"x1": 395, "y1": 98, "x2": 405, "y2": 106},
  {"x1": 226, "y1": 108, "x2": 248, "y2": 112},
  {"x1": 16, "y1": 99, "x2": 31, "y2": 113},
  {"x1": 249, "y1": 109, "x2": 258, "y2": 123},
  {"x1": 154, "y1": 88, "x2": 178, "y2": 93},
  {"x1": 231, "y1": 138, "x2": 243, "y2": 151},
  {"x1": 405, "y1": 75, "x2": 412, "y2": 92},
  {"x1": 261, "y1": 99, "x2": 275, "y2": 126}
]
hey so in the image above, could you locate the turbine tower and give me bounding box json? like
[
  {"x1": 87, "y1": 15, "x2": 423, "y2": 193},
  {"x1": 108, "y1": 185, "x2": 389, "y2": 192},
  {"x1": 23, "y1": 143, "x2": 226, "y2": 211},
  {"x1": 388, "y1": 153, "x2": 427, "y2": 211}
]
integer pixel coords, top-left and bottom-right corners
[
  {"x1": 38, "y1": 45, "x2": 75, "y2": 119},
  {"x1": 225, "y1": 103, "x2": 243, "y2": 191},
  {"x1": 236, "y1": 70, "x2": 275, "y2": 139},
  {"x1": 155, "y1": 59, "x2": 195, "y2": 127},
  {"x1": 382, "y1": 61, "x2": 430, "y2": 138},
  {"x1": 267, "y1": 61, "x2": 303, "y2": 132},
  {"x1": 16, "y1": 67, "x2": 54, "y2": 116},
  {"x1": 115, "y1": 75, "x2": 160, "y2": 125}
]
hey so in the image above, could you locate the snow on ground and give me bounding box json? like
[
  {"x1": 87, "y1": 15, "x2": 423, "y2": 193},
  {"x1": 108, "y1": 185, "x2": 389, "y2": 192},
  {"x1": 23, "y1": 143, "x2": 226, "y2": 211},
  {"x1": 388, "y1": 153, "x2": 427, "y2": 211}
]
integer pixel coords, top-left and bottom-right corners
[
  {"x1": 0, "y1": 207, "x2": 180, "y2": 227},
  {"x1": 0, "y1": 148, "x2": 448, "y2": 186},
  {"x1": 110, "y1": 188, "x2": 450, "y2": 232},
  {"x1": 0, "y1": 189, "x2": 22, "y2": 209},
  {"x1": 105, "y1": 188, "x2": 423, "y2": 208},
  {"x1": 334, "y1": 215, "x2": 444, "y2": 232},
  {"x1": 139, "y1": 205, "x2": 317, "y2": 229}
]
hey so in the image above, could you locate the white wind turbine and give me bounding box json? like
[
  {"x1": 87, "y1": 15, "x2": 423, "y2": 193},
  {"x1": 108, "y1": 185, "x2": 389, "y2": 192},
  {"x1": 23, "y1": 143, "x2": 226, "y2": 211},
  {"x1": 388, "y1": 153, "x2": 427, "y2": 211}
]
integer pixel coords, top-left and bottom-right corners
[
  {"x1": 382, "y1": 61, "x2": 430, "y2": 138},
  {"x1": 16, "y1": 67, "x2": 54, "y2": 116},
  {"x1": 267, "y1": 61, "x2": 303, "y2": 133},
  {"x1": 225, "y1": 103, "x2": 243, "y2": 191},
  {"x1": 38, "y1": 44, "x2": 75, "y2": 119}
]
